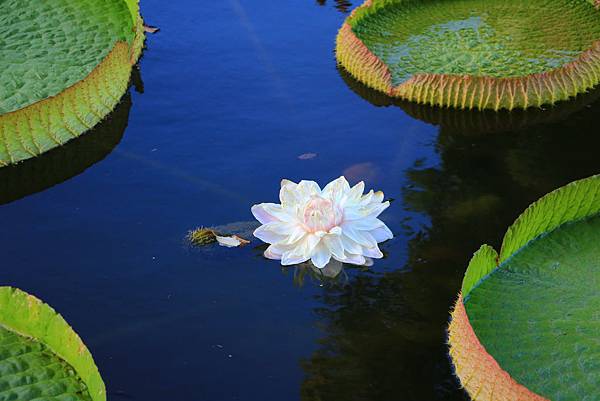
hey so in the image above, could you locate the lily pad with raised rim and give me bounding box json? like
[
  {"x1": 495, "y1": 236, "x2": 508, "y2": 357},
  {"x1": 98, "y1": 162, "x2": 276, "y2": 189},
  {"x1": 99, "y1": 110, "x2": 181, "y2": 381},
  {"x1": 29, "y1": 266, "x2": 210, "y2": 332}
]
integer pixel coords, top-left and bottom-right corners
[
  {"x1": 448, "y1": 175, "x2": 600, "y2": 400},
  {"x1": 0, "y1": 94, "x2": 131, "y2": 205},
  {"x1": 0, "y1": 0, "x2": 144, "y2": 166},
  {"x1": 336, "y1": 0, "x2": 600, "y2": 110},
  {"x1": 0, "y1": 287, "x2": 105, "y2": 400}
]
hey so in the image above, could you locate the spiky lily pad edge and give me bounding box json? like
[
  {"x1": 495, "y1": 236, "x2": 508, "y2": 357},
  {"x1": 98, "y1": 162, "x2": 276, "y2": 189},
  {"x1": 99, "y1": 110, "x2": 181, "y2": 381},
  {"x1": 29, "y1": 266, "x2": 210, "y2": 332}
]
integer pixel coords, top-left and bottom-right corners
[
  {"x1": 336, "y1": 0, "x2": 600, "y2": 111},
  {"x1": 0, "y1": 2, "x2": 145, "y2": 167},
  {"x1": 447, "y1": 174, "x2": 600, "y2": 400},
  {"x1": 0, "y1": 287, "x2": 105, "y2": 401}
]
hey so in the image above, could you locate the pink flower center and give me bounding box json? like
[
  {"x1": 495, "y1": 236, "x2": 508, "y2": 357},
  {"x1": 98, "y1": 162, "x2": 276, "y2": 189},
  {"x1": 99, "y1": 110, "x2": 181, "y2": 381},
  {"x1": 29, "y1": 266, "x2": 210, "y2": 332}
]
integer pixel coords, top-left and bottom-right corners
[{"x1": 303, "y1": 196, "x2": 340, "y2": 233}]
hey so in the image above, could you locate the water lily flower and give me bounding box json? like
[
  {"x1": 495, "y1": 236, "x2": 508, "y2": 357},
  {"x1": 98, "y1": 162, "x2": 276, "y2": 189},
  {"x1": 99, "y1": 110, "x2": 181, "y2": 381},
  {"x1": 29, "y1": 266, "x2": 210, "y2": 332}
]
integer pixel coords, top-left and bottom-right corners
[{"x1": 251, "y1": 176, "x2": 393, "y2": 268}]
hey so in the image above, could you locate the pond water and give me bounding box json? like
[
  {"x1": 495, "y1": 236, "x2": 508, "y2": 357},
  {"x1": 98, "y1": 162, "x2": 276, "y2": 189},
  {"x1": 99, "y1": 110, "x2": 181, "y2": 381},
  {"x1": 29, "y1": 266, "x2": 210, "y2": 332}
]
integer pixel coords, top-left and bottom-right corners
[{"x1": 2, "y1": 0, "x2": 600, "y2": 400}]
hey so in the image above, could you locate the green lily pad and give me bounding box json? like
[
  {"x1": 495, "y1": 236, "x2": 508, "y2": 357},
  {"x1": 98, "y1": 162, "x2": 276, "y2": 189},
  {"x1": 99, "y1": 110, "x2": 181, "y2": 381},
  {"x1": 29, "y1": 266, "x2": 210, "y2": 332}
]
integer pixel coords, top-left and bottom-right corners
[
  {"x1": 466, "y1": 215, "x2": 600, "y2": 399},
  {"x1": 338, "y1": 63, "x2": 600, "y2": 134},
  {"x1": 337, "y1": 0, "x2": 600, "y2": 110},
  {"x1": 0, "y1": 0, "x2": 132, "y2": 114},
  {"x1": 0, "y1": 94, "x2": 131, "y2": 205},
  {"x1": 450, "y1": 175, "x2": 600, "y2": 399},
  {"x1": 0, "y1": 287, "x2": 104, "y2": 401},
  {"x1": 0, "y1": 0, "x2": 143, "y2": 166}
]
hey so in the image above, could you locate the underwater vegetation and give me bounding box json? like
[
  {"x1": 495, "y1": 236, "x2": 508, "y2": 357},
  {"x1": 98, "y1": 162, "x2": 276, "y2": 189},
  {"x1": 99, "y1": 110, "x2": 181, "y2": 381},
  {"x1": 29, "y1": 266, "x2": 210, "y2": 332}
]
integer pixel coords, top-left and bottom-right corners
[
  {"x1": 449, "y1": 175, "x2": 600, "y2": 399},
  {"x1": 0, "y1": 0, "x2": 144, "y2": 166},
  {"x1": 336, "y1": 0, "x2": 600, "y2": 110}
]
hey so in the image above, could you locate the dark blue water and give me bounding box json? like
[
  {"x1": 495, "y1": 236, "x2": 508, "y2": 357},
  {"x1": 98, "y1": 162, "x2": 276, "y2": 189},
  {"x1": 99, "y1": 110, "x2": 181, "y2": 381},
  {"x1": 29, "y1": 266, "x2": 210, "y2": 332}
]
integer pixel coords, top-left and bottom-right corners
[{"x1": 3, "y1": 1, "x2": 600, "y2": 400}]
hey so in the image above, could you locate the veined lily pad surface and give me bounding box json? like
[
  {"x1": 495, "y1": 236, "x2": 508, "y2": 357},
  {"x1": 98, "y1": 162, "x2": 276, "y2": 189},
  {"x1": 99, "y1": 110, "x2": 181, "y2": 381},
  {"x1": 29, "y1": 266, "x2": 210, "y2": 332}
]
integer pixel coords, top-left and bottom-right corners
[
  {"x1": 337, "y1": 0, "x2": 600, "y2": 110},
  {"x1": 0, "y1": 0, "x2": 143, "y2": 166},
  {"x1": 449, "y1": 175, "x2": 600, "y2": 400},
  {"x1": 0, "y1": 287, "x2": 104, "y2": 401}
]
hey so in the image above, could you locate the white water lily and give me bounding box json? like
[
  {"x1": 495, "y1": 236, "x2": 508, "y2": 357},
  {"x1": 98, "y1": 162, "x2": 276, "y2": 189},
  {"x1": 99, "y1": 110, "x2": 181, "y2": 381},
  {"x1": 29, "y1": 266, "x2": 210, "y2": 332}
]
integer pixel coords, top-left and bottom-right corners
[{"x1": 251, "y1": 176, "x2": 393, "y2": 268}]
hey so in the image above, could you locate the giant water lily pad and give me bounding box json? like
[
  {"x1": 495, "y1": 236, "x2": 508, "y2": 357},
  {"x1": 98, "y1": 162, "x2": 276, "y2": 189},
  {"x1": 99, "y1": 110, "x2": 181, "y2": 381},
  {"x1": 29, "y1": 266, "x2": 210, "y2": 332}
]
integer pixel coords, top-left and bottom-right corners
[
  {"x1": 449, "y1": 175, "x2": 600, "y2": 400},
  {"x1": 337, "y1": 64, "x2": 600, "y2": 134},
  {"x1": 0, "y1": 287, "x2": 105, "y2": 400},
  {"x1": 0, "y1": 94, "x2": 131, "y2": 205},
  {"x1": 0, "y1": 0, "x2": 144, "y2": 166},
  {"x1": 336, "y1": 0, "x2": 600, "y2": 110}
]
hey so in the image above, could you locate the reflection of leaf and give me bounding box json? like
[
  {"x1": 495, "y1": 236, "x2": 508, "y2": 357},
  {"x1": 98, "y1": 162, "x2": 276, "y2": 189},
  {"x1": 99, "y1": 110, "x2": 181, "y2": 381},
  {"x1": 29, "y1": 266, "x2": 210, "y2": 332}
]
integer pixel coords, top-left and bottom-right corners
[
  {"x1": 0, "y1": 287, "x2": 105, "y2": 401},
  {"x1": 450, "y1": 175, "x2": 600, "y2": 400}
]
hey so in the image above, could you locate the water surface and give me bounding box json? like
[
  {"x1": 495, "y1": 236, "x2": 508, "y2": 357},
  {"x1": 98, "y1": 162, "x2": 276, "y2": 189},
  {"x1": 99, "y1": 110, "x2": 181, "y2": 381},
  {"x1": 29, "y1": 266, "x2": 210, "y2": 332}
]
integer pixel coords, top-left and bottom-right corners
[{"x1": 2, "y1": 1, "x2": 600, "y2": 400}]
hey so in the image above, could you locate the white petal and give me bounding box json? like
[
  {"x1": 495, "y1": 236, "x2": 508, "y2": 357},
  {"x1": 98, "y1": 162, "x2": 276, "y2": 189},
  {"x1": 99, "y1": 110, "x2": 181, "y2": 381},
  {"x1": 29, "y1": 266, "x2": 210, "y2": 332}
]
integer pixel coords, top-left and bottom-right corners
[
  {"x1": 282, "y1": 251, "x2": 310, "y2": 266},
  {"x1": 251, "y1": 203, "x2": 293, "y2": 224},
  {"x1": 360, "y1": 190, "x2": 374, "y2": 205},
  {"x1": 342, "y1": 253, "x2": 366, "y2": 266},
  {"x1": 351, "y1": 217, "x2": 385, "y2": 231},
  {"x1": 297, "y1": 180, "x2": 321, "y2": 200},
  {"x1": 304, "y1": 233, "x2": 321, "y2": 255},
  {"x1": 280, "y1": 234, "x2": 321, "y2": 266},
  {"x1": 345, "y1": 201, "x2": 390, "y2": 221},
  {"x1": 329, "y1": 226, "x2": 342, "y2": 236},
  {"x1": 370, "y1": 225, "x2": 394, "y2": 242},
  {"x1": 282, "y1": 226, "x2": 307, "y2": 245},
  {"x1": 264, "y1": 245, "x2": 283, "y2": 260},
  {"x1": 280, "y1": 179, "x2": 297, "y2": 189},
  {"x1": 371, "y1": 191, "x2": 385, "y2": 204},
  {"x1": 324, "y1": 235, "x2": 346, "y2": 260},
  {"x1": 348, "y1": 181, "x2": 365, "y2": 201},
  {"x1": 363, "y1": 245, "x2": 383, "y2": 259},
  {"x1": 253, "y1": 224, "x2": 287, "y2": 244},
  {"x1": 341, "y1": 224, "x2": 373, "y2": 248},
  {"x1": 251, "y1": 204, "x2": 278, "y2": 224},
  {"x1": 279, "y1": 180, "x2": 299, "y2": 207},
  {"x1": 341, "y1": 235, "x2": 362, "y2": 254},
  {"x1": 259, "y1": 221, "x2": 296, "y2": 235},
  {"x1": 322, "y1": 176, "x2": 350, "y2": 202},
  {"x1": 311, "y1": 242, "x2": 332, "y2": 269}
]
